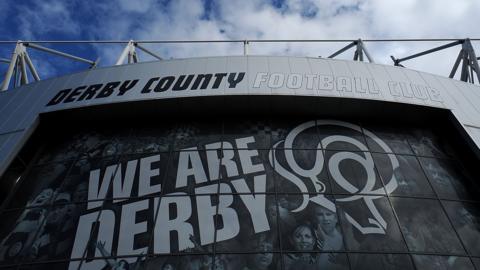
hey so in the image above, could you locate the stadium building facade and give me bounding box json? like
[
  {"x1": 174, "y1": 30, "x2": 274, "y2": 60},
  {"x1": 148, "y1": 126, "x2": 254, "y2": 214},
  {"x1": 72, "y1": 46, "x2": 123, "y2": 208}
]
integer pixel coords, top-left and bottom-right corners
[{"x1": 0, "y1": 47, "x2": 480, "y2": 270}]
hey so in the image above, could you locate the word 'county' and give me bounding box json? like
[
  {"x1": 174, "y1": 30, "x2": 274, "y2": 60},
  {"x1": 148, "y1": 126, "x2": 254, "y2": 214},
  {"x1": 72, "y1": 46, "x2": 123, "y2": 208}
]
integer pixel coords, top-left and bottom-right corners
[{"x1": 46, "y1": 72, "x2": 245, "y2": 106}]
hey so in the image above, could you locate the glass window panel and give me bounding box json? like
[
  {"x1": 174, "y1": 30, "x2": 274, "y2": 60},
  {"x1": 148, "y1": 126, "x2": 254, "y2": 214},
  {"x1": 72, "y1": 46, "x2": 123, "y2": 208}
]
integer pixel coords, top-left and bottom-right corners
[
  {"x1": 152, "y1": 194, "x2": 217, "y2": 255},
  {"x1": 18, "y1": 262, "x2": 70, "y2": 270},
  {"x1": 283, "y1": 252, "x2": 349, "y2": 270},
  {"x1": 407, "y1": 128, "x2": 453, "y2": 158},
  {"x1": 101, "y1": 199, "x2": 152, "y2": 256},
  {"x1": 222, "y1": 119, "x2": 272, "y2": 150},
  {"x1": 67, "y1": 157, "x2": 124, "y2": 202},
  {"x1": 215, "y1": 253, "x2": 279, "y2": 270},
  {"x1": 420, "y1": 158, "x2": 476, "y2": 200},
  {"x1": 270, "y1": 119, "x2": 320, "y2": 150},
  {"x1": 0, "y1": 208, "x2": 47, "y2": 265},
  {"x1": 172, "y1": 121, "x2": 222, "y2": 151},
  {"x1": 336, "y1": 196, "x2": 405, "y2": 252},
  {"x1": 163, "y1": 151, "x2": 218, "y2": 195},
  {"x1": 215, "y1": 195, "x2": 278, "y2": 253},
  {"x1": 74, "y1": 128, "x2": 133, "y2": 161},
  {"x1": 109, "y1": 153, "x2": 168, "y2": 200},
  {"x1": 392, "y1": 197, "x2": 465, "y2": 254},
  {"x1": 24, "y1": 202, "x2": 89, "y2": 262},
  {"x1": 235, "y1": 149, "x2": 272, "y2": 186},
  {"x1": 148, "y1": 195, "x2": 206, "y2": 255},
  {"x1": 412, "y1": 255, "x2": 474, "y2": 270},
  {"x1": 55, "y1": 160, "x2": 90, "y2": 204},
  {"x1": 73, "y1": 255, "x2": 147, "y2": 270},
  {"x1": 0, "y1": 165, "x2": 26, "y2": 206},
  {"x1": 147, "y1": 255, "x2": 213, "y2": 270},
  {"x1": 274, "y1": 149, "x2": 331, "y2": 194},
  {"x1": 8, "y1": 162, "x2": 73, "y2": 209},
  {"x1": 363, "y1": 125, "x2": 413, "y2": 155},
  {"x1": 443, "y1": 201, "x2": 480, "y2": 256},
  {"x1": 277, "y1": 194, "x2": 314, "y2": 252},
  {"x1": 472, "y1": 258, "x2": 480, "y2": 269},
  {"x1": 317, "y1": 121, "x2": 367, "y2": 152},
  {"x1": 279, "y1": 195, "x2": 344, "y2": 252},
  {"x1": 350, "y1": 253, "x2": 414, "y2": 270},
  {"x1": 311, "y1": 199, "x2": 344, "y2": 252},
  {"x1": 217, "y1": 150, "x2": 274, "y2": 193},
  {"x1": 373, "y1": 153, "x2": 435, "y2": 197},
  {"x1": 234, "y1": 152, "x2": 275, "y2": 194},
  {"x1": 35, "y1": 130, "x2": 90, "y2": 166},
  {"x1": 326, "y1": 151, "x2": 385, "y2": 196},
  {"x1": 130, "y1": 123, "x2": 176, "y2": 154},
  {"x1": 56, "y1": 156, "x2": 122, "y2": 204}
]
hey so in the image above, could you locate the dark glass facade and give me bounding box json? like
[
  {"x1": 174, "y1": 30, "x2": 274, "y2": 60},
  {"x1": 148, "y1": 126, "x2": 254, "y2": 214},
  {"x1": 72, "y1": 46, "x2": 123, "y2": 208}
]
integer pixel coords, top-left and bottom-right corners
[{"x1": 0, "y1": 119, "x2": 479, "y2": 270}]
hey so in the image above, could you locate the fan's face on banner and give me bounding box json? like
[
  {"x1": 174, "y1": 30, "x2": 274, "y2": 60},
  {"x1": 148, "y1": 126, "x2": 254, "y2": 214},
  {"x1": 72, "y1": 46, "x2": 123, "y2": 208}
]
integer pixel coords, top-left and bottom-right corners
[
  {"x1": 314, "y1": 207, "x2": 337, "y2": 232},
  {"x1": 291, "y1": 226, "x2": 315, "y2": 251}
]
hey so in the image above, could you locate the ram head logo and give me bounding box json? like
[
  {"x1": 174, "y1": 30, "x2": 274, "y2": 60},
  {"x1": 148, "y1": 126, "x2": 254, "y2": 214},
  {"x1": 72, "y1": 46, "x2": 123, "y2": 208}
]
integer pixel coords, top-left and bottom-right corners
[{"x1": 270, "y1": 120, "x2": 399, "y2": 235}]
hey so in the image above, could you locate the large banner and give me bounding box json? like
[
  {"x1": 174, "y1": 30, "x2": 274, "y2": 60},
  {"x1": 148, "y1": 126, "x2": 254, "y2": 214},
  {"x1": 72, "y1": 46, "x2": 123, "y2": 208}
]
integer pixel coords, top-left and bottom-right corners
[{"x1": 0, "y1": 120, "x2": 478, "y2": 270}]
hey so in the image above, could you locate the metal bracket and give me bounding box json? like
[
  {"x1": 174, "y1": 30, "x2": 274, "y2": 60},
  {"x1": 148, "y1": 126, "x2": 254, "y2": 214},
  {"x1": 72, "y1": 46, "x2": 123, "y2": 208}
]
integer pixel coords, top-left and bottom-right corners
[
  {"x1": 391, "y1": 39, "x2": 480, "y2": 84},
  {"x1": 244, "y1": 40, "x2": 249, "y2": 56},
  {"x1": 134, "y1": 43, "x2": 163, "y2": 61},
  {"x1": 328, "y1": 39, "x2": 375, "y2": 63},
  {"x1": 1, "y1": 41, "x2": 36, "y2": 91},
  {"x1": 1, "y1": 41, "x2": 98, "y2": 91},
  {"x1": 116, "y1": 40, "x2": 164, "y2": 65}
]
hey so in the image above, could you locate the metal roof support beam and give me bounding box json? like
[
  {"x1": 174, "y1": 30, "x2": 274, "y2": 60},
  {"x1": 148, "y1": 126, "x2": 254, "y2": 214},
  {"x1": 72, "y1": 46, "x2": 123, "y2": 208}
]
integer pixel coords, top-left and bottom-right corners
[
  {"x1": 128, "y1": 50, "x2": 133, "y2": 64},
  {"x1": 135, "y1": 43, "x2": 163, "y2": 60},
  {"x1": 463, "y1": 39, "x2": 480, "y2": 84},
  {"x1": 355, "y1": 41, "x2": 363, "y2": 61},
  {"x1": 449, "y1": 49, "x2": 464, "y2": 78},
  {"x1": 1, "y1": 42, "x2": 43, "y2": 90},
  {"x1": 328, "y1": 39, "x2": 375, "y2": 63},
  {"x1": 244, "y1": 40, "x2": 249, "y2": 56},
  {"x1": 328, "y1": 41, "x2": 356, "y2": 59},
  {"x1": 392, "y1": 40, "x2": 463, "y2": 66},
  {"x1": 360, "y1": 39, "x2": 375, "y2": 63},
  {"x1": 132, "y1": 51, "x2": 139, "y2": 63},
  {"x1": 19, "y1": 53, "x2": 28, "y2": 85},
  {"x1": 118, "y1": 41, "x2": 167, "y2": 64},
  {"x1": 2, "y1": 41, "x2": 97, "y2": 90},
  {"x1": 116, "y1": 40, "x2": 136, "y2": 65},
  {"x1": 23, "y1": 50, "x2": 40, "y2": 81},
  {"x1": 13, "y1": 59, "x2": 18, "y2": 88},
  {"x1": 25, "y1": 43, "x2": 97, "y2": 67},
  {"x1": 1, "y1": 41, "x2": 23, "y2": 91},
  {"x1": 461, "y1": 47, "x2": 470, "y2": 82},
  {"x1": 392, "y1": 38, "x2": 480, "y2": 84}
]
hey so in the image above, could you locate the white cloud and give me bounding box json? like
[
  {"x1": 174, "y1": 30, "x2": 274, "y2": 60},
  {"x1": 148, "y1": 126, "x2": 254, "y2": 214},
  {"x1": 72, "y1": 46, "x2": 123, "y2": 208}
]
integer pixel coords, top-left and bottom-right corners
[
  {"x1": 117, "y1": 0, "x2": 156, "y2": 13},
  {"x1": 2, "y1": 0, "x2": 480, "y2": 80},
  {"x1": 16, "y1": 0, "x2": 80, "y2": 39}
]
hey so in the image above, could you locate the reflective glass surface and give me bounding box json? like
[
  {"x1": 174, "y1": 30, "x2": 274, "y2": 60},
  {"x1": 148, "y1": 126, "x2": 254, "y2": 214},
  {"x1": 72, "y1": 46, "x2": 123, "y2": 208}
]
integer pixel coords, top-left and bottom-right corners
[{"x1": 0, "y1": 119, "x2": 478, "y2": 270}]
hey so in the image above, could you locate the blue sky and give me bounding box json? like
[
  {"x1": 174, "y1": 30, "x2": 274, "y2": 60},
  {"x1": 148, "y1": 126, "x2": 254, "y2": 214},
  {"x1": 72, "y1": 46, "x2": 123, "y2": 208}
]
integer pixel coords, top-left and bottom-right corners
[{"x1": 1, "y1": 0, "x2": 479, "y2": 81}]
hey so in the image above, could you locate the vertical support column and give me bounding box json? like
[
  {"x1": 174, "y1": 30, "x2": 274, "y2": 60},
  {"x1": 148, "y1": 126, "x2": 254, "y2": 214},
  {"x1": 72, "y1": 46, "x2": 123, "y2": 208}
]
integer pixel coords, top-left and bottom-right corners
[
  {"x1": 460, "y1": 45, "x2": 470, "y2": 82},
  {"x1": 463, "y1": 38, "x2": 480, "y2": 84},
  {"x1": 20, "y1": 53, "x2": 28, "y2": 85},
  {"x1": 116, "y1": 40, "x2": 137, "y2": 65},
  {"x1": 243, "y1": 40, "x2": 249, "y2": 56},
  {"x1": 1, "y1": 41, "x2": 22, "y2": 91},
  {"x1": 356, "y1": 39, "x2": 364, "y2": 62},
  {"x1": 24, "y1": 51, "x2": 40, "y2": 82}
]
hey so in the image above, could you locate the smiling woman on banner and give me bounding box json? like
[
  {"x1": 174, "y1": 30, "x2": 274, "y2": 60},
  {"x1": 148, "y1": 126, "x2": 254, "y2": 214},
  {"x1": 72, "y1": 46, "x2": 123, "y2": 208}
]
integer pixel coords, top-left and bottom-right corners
[{"x1": 283, "y1": 224, "x2": 317, "y2": 270}]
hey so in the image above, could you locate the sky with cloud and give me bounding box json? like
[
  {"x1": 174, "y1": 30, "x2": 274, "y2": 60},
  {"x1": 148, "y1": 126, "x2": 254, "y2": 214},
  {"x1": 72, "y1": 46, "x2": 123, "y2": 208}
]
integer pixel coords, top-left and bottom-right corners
[{"x1": 1, "y1": 0, "x2": 479, "y2": 81}]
